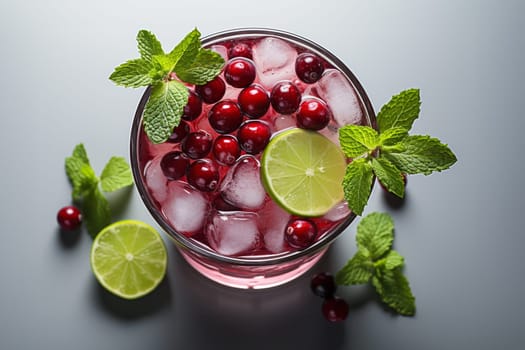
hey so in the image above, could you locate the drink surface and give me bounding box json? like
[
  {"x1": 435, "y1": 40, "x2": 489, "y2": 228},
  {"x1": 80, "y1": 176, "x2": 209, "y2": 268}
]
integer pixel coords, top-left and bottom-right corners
[{"x1": 136, "y1": 33, "x2": 369, "y2": 258}]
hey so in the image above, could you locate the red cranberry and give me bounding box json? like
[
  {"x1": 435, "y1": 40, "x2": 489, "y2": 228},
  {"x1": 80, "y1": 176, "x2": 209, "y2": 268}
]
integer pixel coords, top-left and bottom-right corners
[
  {"x1": 212, "y1": 135, "x2": 241, "y2": 165},
  {"x1": 228, "y1": 43, "x2": 253, "y2": 59},
  {"x1": 208, "y1": 100, "x2": 244, "y2": 134},
  {"x1": 57, "y1": 206, "x2": 82, "y2": 231},
  {"x1": 224, "y1": 58, "x2": 256, "y2": 88},
  {"x1": 182, "y1": 130, "x2": 213, "y2": 159},
  {"x1": 322, "y1": 297, "x2": 349, "y2": 322},
  {"x1": 160, "y1": 151, "x2": 189, "y2": 180},
  {"x1": 237, "y1": 120, "x2": 272, "y2": 154},
  {"x1": 285, "y1": 219, "x2": 317, "y2": 248},
  {"x1": 295, "y1": 53, "x2": 324, "y2": 84},
  {"x1": 270, "y1": 81, "x2": 301, "y2": 114},
  {"x1": 311, "y1": 272, "x2": 337, "y2": 298},
  {"x1": 181, "y1": 90, "x2": 202, "y2": 121},
  {"x1": 297, "y1": 98, "x2": 331, "y2": 130},
  {"x1": 195, "y1": 76, "x2": 226, "y2": 104},
  {"x1": 186, "y1": 159, "x2": 219, "y2": 192},
  {"x1": 167, "y1": 120, "x2": 190, "y2": 143},
  {"x1": 238, "y1": 84, "x2": 270, "y2": 118}
]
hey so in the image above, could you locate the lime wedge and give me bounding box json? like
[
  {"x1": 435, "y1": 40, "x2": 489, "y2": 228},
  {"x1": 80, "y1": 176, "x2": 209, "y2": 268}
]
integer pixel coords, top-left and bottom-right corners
[
  {"x1": 90, "y1": 220, "x2": 168, "y2": 299},
  {"x1": 261, "y1": 128, "x2": 347, "y2": 217}
]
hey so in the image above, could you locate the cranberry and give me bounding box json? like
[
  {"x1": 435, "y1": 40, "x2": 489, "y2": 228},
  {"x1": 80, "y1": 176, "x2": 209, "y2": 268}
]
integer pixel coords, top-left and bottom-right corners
[
  {"x1": 295, "y1": 53, "x2": 324, "y2": 84},
  {"x1": 167, "y1": 120, "x2": 190, "y2": 143},
  {"x1": 228, "y1": 43, "x2": 253, "y2": 59},
  {"x1": 57, "y1": 206, "x2": 82, "y2": 231},
  {"x1": 310, "y1": 272, "x2": 337, "y2": 298},
  {"x1": 160, "y1": 151, "x2": 189, "y2": 180},
  {"x1": 224, "y1": 58, "x2": 256, "y2": 88},
  {"x1": 237, "y1": 120, "x2": 272, "y2": 154},
  {"x1": 238, "y1": 84, "x2": 270, "y2": 118},
  {"x1": 297, "y1": 98, "x2": 331, "y2": 130},
  {"x1": 182, "y1": 130, "x2": 213, "y2": 159},
  {"x1": 285, "y1": 219, "x2": 317, "y2": 248},
  {"x1": 181, "y1": 90, "x2": 203, "y2": 121},
  {"x1": 212, "y1": 135, "x2": 241, "y2": 165},
  {"x1": 270, "y1": 81, "x2": 301, "y2": 114},
  {"x1": 186, "y1": 159, "x2": 219, "y2": 192},
  {"x1": 322, "y1": 297, "x2": 349, "y2": 322},
  {"x1": 208, "y1": 100, "x2": 244, "y2": 134},
  {"x1": 195, "y1": 76, "x2": 226, "y2": 104}
]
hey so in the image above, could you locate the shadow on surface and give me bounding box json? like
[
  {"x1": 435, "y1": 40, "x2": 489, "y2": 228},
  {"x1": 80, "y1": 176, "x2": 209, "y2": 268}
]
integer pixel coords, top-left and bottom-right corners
[
  {"x1": 56, "y1": 227, "x2": 82, "y2": 248},
  {"x1": 382, "y1": 190, "x2": 409, "y2": 210},
  {"x1": 165, "y1": 245, "x2": 346, "y2": 350},
  {"x1": 91, "y1": 274, "x2": 172, "y2": 321},
  {"x1": 107, "y1": 186, "x2": 134, "y2": 220}
]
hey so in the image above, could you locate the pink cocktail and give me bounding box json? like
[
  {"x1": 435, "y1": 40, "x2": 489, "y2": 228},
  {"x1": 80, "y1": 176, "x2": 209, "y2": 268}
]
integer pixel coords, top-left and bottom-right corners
[{"x1": 130, "y1": 28, "x2": 375, "y2": 289}]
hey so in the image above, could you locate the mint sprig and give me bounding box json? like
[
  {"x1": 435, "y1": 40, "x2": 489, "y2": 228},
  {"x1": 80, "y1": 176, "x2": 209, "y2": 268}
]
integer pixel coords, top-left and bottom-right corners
[
  {"x1": 339, "y1": 89, "x2": 457, "y2": 215},
  {"x1": 65, "y1": 144, "x2": 133, "y2": 237},
  {"x1": 336, "y1": 212, "x2": 416, "y2": 316},
  {"x1": 110, "y1": 28, "x2": 225, "y2": 144}
]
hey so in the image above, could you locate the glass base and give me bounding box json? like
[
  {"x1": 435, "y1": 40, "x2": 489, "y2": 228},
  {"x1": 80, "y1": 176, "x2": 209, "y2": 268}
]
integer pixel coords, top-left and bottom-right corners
[{"x1": 178, "y1": 247, "x2": 328, "y2": 289}]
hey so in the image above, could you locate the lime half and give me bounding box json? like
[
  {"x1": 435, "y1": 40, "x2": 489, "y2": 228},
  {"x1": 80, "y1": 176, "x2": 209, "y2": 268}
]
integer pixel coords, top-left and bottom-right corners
[
  {"x1": 90, "y1": 220, "x2": 168, "y2": 299},
  {"x1": 261, "y1": 128, "x2": 347, "y2": 217}
]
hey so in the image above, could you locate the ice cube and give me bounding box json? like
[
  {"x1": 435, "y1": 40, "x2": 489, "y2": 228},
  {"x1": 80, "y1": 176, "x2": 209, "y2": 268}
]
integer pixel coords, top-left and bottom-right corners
[
  {"x1": 210, "y1": 45, "x2": 228, "y2": 61},
  {"x1": 144, "y1": 156, "x2": 168, "y2": 203},
  {"x1": 161, "y1": 180, "x2": 209, "y2": 236},
  {"x1": 316, "y1": 69, "x2": 363, "y2": 126},
  {"x1": 252, "y1": 37, "x2": 298, "y2": 89},
  {"x1": 220, "y1": 155, "x2": 266, "y2": 210},
  {"x1": 206, "y1": 211, "x2": 260, "y2": 256},
  {"x1": 272, "y1": 114, "x2": 296, "y2": 131},
  {"x1": 323, "y1": 201, "x2": 351, "y2": 222},
  {"x1": 259, "y1": 200, "x2": 291, "y2": 253}
]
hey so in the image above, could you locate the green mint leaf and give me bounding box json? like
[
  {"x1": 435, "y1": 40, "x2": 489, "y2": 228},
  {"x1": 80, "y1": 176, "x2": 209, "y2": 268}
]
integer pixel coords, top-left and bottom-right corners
[
  {"x1": 175, "y1": 49, "x2": 225, "y2": 85},
  {"x1": 109, "y1": 58, "x2": 156, "y2": 88},
  {"x1": 342, "y1": 158, "x2": 374, "y2": 215},
  {"x1": 100, "y1": 156, "x2": 133, "y2": 192},
  {"x1": 383, "y1": 135, "x2": 457, "y2": 175},
  {"x1": 143, "y1": 80, "x2": 189, "y2": 144},
  {"x1": 336, "y1": 250, "x2": 374, "y2": 285},
  {"x1": 372, "y1": 267, "x2": 416, "y2": 316},
  {"x1": 377, "y1": 89, "x2": 420, "y2": 133},
  {"x1": 65, "y1": 144, "x2": 98, "y2": 199},
  {"x1": 338, "y1": 125, "x2": 379, "y2": 158},
  {"x1": 379, "y1": 127, "x2": 408, "y2": 146},
  {"x1": 83, "y1": 187, "x2": 112, "y2": 238},
  {"x1": 137, "y1": 30, "x2": 164, "y2": 62},
  {"x1": 356, "y1": 212, "x2": 394, "y2": 259},
  {"x1": 383, "y1": 250, "x2": 404, "y2": 270},
  {"x1": 371, "y1": 157, "x2": 405, "y2": 197},
  {"x1": 171, "y1": 28, "x2": 201, "y2": 72}
]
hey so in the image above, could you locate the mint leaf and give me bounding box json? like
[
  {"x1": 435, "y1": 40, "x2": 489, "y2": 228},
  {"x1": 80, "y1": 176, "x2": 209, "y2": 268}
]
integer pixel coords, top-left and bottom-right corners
[
  {"x1": 137, "y1": 30, "x2": 164, "y2": 62},
  {"x1": 109, "y1": 58, "x2": 156, "y2": 88},
  {"x1": 176, "y1": 49, "x2": 225, "y2": 85},
  {"x1": 377, "y1": 89, "x2": 420, "y2": 133},
  {"x1": 356, "y1": 212, "x2": 394, "y2": 259},
  {"x1": 379, "y1": 127, "x2": 408, "y2": 146},
  {"x1": 342, "y1": 158, "x2": 374, "y2": 215},
  {"x1": 338, "y1": 125, "x2": 379, "y2": 158},
  {"x1": 383, "y1": 135, "x2": 457, "y2": 175},
  {"x1": 336, "y1": 250, "x2": 373, "y2": 285},
  {"x1": 65, "y1": 145, "x2": 98, "y2": 199},
  {"x1": 383, "y1": 250, "x2": 404, "y2": 270},
  {"x1": 143, "y1": 80, "x2": 189, "y2": 144},
  {"x1": 83, "y1": 187, "x2": 112, "y2": 238},
  {"x1": 171, "y1": 28, "x2": 202, "y2": 72},
  {"x1": 372, "y1": 267, "x2": 416, "y2": 316},
  {"x1": 100, "y1": 157, "x2": 134, "y2": 192},
  {"x1": 371, "y1": 157, "x2": 405, "y2": 197}
]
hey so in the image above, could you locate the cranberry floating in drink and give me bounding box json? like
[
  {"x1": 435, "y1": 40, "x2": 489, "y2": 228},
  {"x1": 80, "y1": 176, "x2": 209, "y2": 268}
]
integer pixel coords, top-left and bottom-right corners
[{"x1": 130, "y1": 29, "x2": 376, "y2": 289}]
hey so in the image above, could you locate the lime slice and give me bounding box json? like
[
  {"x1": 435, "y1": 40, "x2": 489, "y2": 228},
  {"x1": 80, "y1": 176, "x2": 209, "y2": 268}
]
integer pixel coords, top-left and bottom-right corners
[
  {"x1": 261, "y1": 128, "x2": 347, "y2": 217},
  {"x1": 90, "y1": 220, "x2": 168, "y2": 299}
]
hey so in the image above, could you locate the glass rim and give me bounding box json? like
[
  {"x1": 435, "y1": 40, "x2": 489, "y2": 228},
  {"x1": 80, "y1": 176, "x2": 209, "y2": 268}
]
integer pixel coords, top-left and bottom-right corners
[{"x1": 129, "y1": 27, "x2": 376, "y2": 266}]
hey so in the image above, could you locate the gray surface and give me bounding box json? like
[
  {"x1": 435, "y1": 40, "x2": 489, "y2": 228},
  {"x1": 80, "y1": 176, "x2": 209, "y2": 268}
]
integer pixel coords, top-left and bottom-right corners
[{"x1": 1, "y1": 0, "x2": 524, "y2": 349}]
